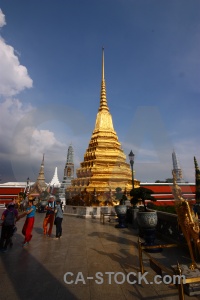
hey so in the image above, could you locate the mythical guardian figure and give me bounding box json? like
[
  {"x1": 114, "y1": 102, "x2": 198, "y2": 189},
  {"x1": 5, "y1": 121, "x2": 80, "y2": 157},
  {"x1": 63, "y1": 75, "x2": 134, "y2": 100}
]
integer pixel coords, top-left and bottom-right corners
[{"x1": 172, "y1": 170, "x2": 200, "y2": 270}]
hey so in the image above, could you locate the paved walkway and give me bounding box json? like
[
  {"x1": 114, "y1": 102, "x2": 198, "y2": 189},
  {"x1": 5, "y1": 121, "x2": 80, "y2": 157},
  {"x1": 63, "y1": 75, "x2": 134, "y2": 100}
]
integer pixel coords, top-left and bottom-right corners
[{"x1": 1, "y1": 211, "x2": 200, "y2": 300}]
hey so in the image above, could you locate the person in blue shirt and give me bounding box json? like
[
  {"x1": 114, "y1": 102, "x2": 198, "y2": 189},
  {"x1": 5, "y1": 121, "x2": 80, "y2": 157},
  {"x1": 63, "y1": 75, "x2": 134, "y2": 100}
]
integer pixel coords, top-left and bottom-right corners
[{"x1": 19, "y1": 198, "x2": 36, "y2": 246}]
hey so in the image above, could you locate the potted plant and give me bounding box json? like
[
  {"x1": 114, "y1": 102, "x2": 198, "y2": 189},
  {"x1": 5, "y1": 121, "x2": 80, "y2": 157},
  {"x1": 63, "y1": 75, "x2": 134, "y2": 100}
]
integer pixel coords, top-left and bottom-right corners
[
  {"x1": 130, "y1": 187, "x2": 159, "y2": 250},
  {"x1": 114, "y1": 188, "x2": 128, "y2": 228}
]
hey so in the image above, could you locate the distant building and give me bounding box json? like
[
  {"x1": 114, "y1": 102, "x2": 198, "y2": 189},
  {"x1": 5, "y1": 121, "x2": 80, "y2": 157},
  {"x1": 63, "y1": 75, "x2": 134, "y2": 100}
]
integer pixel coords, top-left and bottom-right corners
[
  {"x1": 59, "y1": 145, "x2": 74, "y2": 203},
  {"x1": 172, "y1": 150, "x2": 184, "y2": 183},
  {"x1": 140, "y1": 182, "x2": 195, "y2": 205},
  {"x1": 0, "y1": 182, "x2": 29, "y2": 203}
]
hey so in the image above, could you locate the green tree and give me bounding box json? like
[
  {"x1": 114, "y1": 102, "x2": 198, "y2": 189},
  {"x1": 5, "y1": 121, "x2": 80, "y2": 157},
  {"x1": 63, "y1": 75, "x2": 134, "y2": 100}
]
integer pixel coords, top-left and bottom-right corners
[
  {"x1": 130, "y1": 187, "x2": 156, "y2": 211},
  {"x1": 19, "y1": 191, "x2": 26, "y2": 200}
]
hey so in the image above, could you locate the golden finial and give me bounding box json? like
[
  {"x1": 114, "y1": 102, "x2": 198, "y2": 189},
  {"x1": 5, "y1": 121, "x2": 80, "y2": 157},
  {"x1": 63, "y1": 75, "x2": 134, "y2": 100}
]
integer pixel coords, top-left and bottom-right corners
[
  {"x1": 99, "y1": 47, "x2": 109, "y2": 112},
  {"x1": 102, "y1": 47, "x2": 104, "y2": 81}
]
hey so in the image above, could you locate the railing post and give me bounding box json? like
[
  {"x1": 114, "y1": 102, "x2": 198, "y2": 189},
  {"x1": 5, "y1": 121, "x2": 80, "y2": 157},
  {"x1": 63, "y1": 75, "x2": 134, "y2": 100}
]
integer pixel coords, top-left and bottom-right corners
[
  {"x1": 138, "y1": 237, "x2": 144, "y2": 274},
  {"x1": 177, "y1": 262, "x2": 184, "y2": 300}
]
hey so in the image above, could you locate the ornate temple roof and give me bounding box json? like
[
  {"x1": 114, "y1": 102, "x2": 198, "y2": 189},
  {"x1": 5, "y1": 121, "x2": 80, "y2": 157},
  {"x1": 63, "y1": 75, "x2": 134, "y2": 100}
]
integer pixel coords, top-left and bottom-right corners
[{"x1": 69, "y1": 49, "x2": 140, "y2": 194}]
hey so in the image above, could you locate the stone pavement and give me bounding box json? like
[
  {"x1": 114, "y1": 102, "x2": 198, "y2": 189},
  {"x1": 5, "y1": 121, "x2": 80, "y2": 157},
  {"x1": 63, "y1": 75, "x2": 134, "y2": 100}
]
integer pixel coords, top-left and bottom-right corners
[{"x1": 1, "y1": 210, "x2": 200, "y2": 300}]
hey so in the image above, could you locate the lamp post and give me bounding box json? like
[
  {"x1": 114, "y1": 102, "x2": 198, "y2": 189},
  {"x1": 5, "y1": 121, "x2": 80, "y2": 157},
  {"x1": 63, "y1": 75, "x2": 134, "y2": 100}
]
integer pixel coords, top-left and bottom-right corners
[
  {"x1": 26, "y1": 177, "x2": 30, "y2": 197},
  {"x1": 129, "y1": 150, "x2": 135, "y2": 190}
]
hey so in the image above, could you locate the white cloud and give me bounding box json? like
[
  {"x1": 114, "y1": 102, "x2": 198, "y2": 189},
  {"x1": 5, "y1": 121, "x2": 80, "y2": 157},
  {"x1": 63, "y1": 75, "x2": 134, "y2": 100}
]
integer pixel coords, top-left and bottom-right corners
[
  {"x1": 0, "y1": 9, "x2": 6, "y2": 28},
  {"x1": 0, "y1": 98, "x2": 33, "y2": 150},
  {"x1": 0, "y1": 98, "x2": 71, "y2": 181},
  {"x1": 0, "y1": 9, "x2": 32, "y2": 97},
  {"x1": 0, "y1": 38, "x2": 33, "y2": 96},
  {"x1": 31, "y1": 129, "x2": 65, "y2": 157}
]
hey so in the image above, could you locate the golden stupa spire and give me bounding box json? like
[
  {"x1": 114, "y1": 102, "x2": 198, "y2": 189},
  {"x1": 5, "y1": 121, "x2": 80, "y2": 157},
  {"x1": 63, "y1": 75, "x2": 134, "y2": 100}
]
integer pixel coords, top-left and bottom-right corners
[
  {"x1": 94, "y1": 48, "x2": 114, "y2": 132},
  {"x1": 99, "y1": 47, "x2": 109, "y2": 112},
  {"x1": 67, "y1": 48, "x2": 140, "y2": 201}
]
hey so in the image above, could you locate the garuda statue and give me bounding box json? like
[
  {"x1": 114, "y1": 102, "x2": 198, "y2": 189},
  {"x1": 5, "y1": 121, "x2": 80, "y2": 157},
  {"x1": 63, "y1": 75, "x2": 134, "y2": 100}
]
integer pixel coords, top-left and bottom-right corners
[{"x1": 172, "y1": 170, "x2": 200, "y2": 270}]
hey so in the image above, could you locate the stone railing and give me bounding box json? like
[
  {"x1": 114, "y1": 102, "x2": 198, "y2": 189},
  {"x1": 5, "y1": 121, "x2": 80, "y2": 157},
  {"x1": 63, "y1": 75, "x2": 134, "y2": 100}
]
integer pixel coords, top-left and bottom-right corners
[{"x1": 156, "y1": 210, "x2": 186, "y2": 244}]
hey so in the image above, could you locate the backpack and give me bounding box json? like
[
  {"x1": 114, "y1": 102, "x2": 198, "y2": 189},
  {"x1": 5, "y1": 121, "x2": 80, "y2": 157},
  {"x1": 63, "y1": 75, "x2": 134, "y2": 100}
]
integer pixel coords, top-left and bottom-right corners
[{"x1": 4, "y1": 210, "x2": 15, "y2": 226}]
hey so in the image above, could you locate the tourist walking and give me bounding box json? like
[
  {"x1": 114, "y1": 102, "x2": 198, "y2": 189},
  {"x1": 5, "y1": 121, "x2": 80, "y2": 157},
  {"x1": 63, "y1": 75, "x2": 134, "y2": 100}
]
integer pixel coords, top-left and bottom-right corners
[
  {"x1": 54, "y1": 199, "x2": 63, "y2": 239},
  {"x1": 43, "y1": 195, "x2": 55, "y2": 237},
  {"x1": 0, "y1": 202, "x2": 18, "y2": 252},
  {"x1": 20, "y1": 198, "x2": 36, "y2": 246}
]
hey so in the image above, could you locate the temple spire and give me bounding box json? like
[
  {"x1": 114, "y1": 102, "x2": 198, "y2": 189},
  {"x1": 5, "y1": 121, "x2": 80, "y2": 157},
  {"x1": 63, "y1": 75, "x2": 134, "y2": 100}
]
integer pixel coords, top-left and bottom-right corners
[
  {"x1": 99, "y1": 47, "x2": 109, "y2": 112},
  {"x1": 59, "y1": 145, "x2": 74, "y2": 204},
  {"x1": 37, "y1": 153, "x2": 45, "y2": 184},
  {"x1": 28, "y1": 154, "x2": 47, "y2": 196},
  {"x1": 172, "y1": 150, "x2": 183, "y2": 182}
]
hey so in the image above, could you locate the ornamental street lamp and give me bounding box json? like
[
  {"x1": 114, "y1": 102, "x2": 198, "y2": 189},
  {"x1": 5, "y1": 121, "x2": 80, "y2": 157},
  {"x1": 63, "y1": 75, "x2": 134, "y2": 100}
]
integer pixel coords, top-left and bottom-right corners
[
  {"x1": 129, "y1": 150, "x2": 135, "y2": 189},
  {"x1": 25, "y1": 177, "x2": 30, "y2": 197},
  {"x1": 26, "y1": 177, "x2": 30, "y2": 186}
]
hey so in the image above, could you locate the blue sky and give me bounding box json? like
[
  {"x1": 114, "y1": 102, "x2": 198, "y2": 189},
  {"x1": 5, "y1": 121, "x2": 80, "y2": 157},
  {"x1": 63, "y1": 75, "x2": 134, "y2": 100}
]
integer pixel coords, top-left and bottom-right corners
[{"x1": 0, "y1": 0, "x2": 200, "y2": 184}]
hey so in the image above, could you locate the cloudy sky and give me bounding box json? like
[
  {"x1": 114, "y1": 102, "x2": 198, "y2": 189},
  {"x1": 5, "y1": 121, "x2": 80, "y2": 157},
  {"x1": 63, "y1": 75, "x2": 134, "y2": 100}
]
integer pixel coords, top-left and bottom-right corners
[{"x1": 0, "y1": 0, "x2": 200, "y2": 184}]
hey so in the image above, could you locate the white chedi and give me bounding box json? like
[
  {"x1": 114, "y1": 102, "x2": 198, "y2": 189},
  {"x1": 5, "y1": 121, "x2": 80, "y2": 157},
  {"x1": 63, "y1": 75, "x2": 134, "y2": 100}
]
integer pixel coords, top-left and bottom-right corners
[{"x1": 49, "y1": 167, "x2": 60, "y2": 188}]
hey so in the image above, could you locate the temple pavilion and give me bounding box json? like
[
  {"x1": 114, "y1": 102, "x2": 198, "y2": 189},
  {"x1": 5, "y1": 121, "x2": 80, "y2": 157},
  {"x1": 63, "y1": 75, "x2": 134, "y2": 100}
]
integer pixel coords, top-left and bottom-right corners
[{"x1": 67, "y1": 49, "x2": 140, "y2": 202}]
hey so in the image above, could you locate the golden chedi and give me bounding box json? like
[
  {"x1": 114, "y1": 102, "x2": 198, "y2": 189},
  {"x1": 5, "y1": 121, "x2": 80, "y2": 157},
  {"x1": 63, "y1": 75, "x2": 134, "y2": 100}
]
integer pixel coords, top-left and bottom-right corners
[{"x1": 68, "y1": 49, "x2": 139, "y2": 204}]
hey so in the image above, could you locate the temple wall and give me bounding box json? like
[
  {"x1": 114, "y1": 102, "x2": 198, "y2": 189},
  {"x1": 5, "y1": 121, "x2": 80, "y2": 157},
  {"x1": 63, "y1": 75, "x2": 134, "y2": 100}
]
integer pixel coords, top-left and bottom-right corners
[{"x1": 64, "y1": 205, "x2": 116, "y2": 218}]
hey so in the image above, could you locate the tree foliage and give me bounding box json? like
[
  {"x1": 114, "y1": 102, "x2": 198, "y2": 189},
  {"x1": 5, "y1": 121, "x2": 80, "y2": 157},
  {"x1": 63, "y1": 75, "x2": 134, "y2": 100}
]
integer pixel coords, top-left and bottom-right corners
[{"x1": 130, "y1": 187, "x2": 156, "y2": 211}]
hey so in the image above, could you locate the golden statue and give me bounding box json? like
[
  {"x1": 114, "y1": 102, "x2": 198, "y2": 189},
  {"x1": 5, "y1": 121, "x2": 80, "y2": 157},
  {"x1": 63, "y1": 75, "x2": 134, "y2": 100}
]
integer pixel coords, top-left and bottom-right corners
[{"x1": 172, "y1": 170, "x2": 200, "y2": 270}]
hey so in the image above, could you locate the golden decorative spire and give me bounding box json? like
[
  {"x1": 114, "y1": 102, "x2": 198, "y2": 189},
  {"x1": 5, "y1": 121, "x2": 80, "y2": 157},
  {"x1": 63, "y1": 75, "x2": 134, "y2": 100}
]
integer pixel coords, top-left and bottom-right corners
[
  {"x1": 99, "y1": 47, "x2": 109, "y2": 112},
  {"x1": 94, "y1": 48, "x2": 114, "y2": 132}
]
